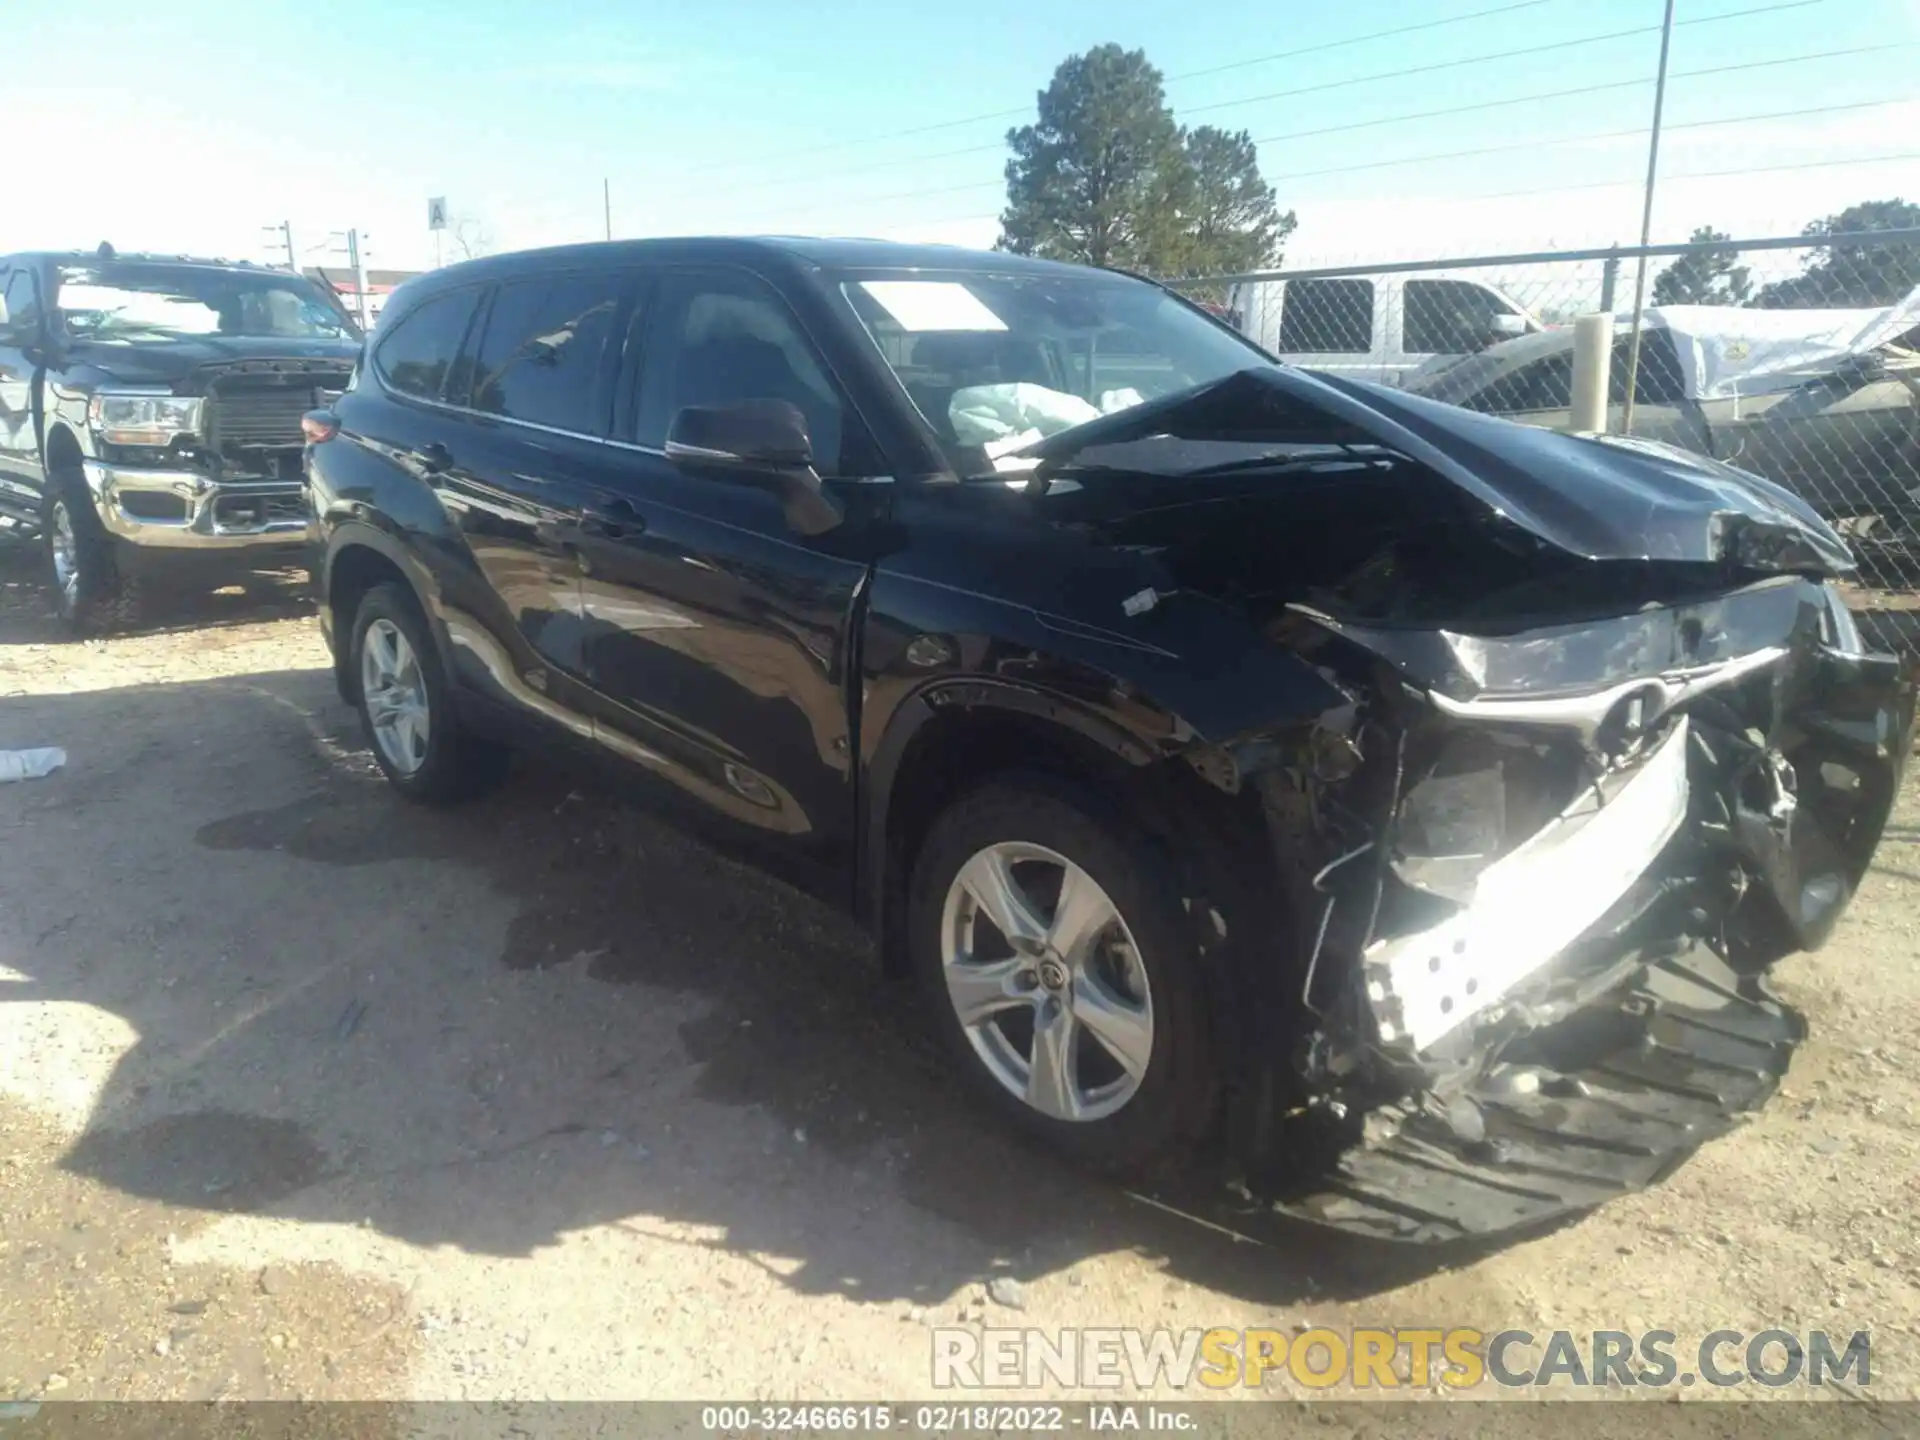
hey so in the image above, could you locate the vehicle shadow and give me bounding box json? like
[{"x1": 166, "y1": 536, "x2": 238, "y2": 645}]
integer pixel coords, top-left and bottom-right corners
[
  {"x1": 0, "y1": 667, "x2": 1500, "y2": 1313},
  {"x1": 0, "y1": 538, "x2": 313, "y2": 645}
]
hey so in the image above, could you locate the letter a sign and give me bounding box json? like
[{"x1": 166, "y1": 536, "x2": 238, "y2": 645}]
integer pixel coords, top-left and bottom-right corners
[{"x1": 428, "y1": 197, "x2": 448, "y2": 232}]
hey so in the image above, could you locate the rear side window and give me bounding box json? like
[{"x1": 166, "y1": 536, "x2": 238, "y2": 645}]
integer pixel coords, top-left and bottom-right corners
[
  {"x1": 1278, "y1": 278, "x2": 1373, "y2": 354},
  {"x1": 374, "y1": 288, "x2": 480, "y2": 401},
  {"x1": 469, "y1": 274, "x2": 623, "y2": 434},
  {"x1": 1610, "y1": 332, "x2": 1686, "y2": 405}
]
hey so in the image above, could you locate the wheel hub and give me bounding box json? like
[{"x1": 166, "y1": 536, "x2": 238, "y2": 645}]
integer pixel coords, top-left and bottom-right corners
[
  {"x1": 360, "y1": 618, "x2": 432, "y2": 777},
  {"x1": 939, "y1": 840, "x2": 1155, "y2": 1123}
]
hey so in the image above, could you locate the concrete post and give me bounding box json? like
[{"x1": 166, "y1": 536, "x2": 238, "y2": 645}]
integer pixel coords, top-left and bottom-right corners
[{"x1": 1570, "y1": 312, "x2": 1614, "y2": 434}]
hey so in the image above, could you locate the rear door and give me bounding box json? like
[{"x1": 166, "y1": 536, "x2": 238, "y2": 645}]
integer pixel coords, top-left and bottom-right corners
[
  {"x1": 408, "y1": 270, "x2": 639, "y2": 705},
  {"x1": 1275, "y1": 277, "x2": 1381, "y2": 381},
  {"x1": 0, "y1": 264, "x2": 47, "y2": 513}
]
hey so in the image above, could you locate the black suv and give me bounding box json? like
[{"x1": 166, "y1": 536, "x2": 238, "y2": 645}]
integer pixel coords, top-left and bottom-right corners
[
  {"x1": 307, "y1": 237, "x2": 1912, "y2": 1242},
  {"x1": 0, "y1": 248, "x2": 360, "y2": 629}
]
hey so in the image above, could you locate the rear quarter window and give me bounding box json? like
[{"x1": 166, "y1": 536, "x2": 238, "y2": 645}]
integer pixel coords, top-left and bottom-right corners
[{"x1": 373, "y1": 287, "x2": 483, "y2": 402}]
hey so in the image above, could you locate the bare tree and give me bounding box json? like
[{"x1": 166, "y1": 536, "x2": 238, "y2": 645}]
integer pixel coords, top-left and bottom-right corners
[{"x1": 447, "y1": 215, "x2": 495, "y2": 262}]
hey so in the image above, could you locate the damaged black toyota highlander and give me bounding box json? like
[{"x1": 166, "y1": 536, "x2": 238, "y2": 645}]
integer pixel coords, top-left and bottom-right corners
[{"x1": 307, "y1": 240, "x2": 1914, "y2": 1244}]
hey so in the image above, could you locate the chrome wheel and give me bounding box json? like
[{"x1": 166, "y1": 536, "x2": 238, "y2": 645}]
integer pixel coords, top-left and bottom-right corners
[
  {"x1": 939, "y1": 841, "x2": 1154, "y2": 1122},
  {"x1": 360, "y1": 618, "x2": 431, "y2": 776},
  {"x1": 50, "y1": 501, "x2": 79, "y2": 608}
]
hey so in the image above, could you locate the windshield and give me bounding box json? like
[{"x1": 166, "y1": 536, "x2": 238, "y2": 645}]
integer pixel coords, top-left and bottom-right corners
[
  {"x1": 56, "y1": 263, "x2": 358, "y2": 342},
  {"x1": 835, "y1": 269, "x2": 1270, "y2": 474}
]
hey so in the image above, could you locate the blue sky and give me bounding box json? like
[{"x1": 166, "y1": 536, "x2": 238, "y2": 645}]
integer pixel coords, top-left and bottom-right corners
[{"x1": 10, "y1": 0, "x2": 1918, "y2": 271}]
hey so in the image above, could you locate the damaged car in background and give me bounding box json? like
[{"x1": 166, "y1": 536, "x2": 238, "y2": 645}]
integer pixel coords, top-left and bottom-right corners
[
  {"x1": 305, "y1": 239, "x2": 1913, "y2": 1246},
  {"x1": 0, "y1": 246, "x2": 360, "y2": 631},
  {"x1": 1405, "y1": 288, "x2": 1920, "y2": 581}
]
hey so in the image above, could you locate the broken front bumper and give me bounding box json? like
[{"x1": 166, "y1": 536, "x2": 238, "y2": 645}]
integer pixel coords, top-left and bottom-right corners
[
  {"x1": 1281, "y1": 943, "x2": 1803, "y2": 1242},
  {"x1": 1208, "y1": 578, "x2": 1915, "y2": 1244}
]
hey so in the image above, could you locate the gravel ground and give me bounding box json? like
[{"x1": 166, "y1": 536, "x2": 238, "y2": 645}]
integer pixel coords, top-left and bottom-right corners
[{"x1": 3, "y1": 541, "x2": 1919, "y2": 1410}]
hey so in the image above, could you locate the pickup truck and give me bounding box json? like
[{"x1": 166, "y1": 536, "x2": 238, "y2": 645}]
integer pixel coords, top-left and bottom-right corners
[
  {"x1": 0, "y1": 247, "x2": 361, "y2": 631},
  {"x1": 1226, "y1": 270, "x2": 1537, "y2": 384}
]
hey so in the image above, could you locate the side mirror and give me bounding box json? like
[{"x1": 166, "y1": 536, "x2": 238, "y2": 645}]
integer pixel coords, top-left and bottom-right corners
[
  {"x1": 1489, "y1": 313, "x2": 1528, "y2": 339},
  {"x1": 664, "y1": 400, "x2": 843, "y2": 536}
]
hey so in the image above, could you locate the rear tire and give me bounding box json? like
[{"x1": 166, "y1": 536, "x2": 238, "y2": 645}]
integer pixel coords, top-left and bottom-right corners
[
  {"x1": 349, "y1": 582, "x2": 508, "y2": 803},
  {"x1": 43, "y1": 474, "x2": 143, "y2": 635},
  {"x1": 907, "y1": 778, "x2": 1218, "y2": 1176}
]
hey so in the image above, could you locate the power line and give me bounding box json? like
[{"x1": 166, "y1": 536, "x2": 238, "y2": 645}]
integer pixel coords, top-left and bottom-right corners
[
  {"x1": 683, "y1": 0, "x2": 1840, "y2": 222},
  {"x1": 1248, "y1": 38, "x2": 1913, "y2": 149},
  {"x1": 1432, "y1": 148, "x2": 1920, "y2": 204},
  {"x1": 1262, "y1": 96, "x2": 1914, "y2": 183},
  {"x1": 716, "y1": 24, "x2": 1895, "y2": 214},
  {"x1": 665, "y1": 0, "x2": 1570, "y2": 183},
  {"x1": 1183, "y1": 0, "x2": 1827, "y2": 123},
  {"x1": 696, "y1": 36, "x2": 1908, "y2": 230}
]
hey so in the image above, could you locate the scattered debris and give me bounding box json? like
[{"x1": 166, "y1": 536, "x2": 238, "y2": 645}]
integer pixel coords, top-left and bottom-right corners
[
  {"x1": 0, "y1": 747, "x2": 65, "y2": 784},
  {"x1": 332, "y1": 999, "x2": 368, "y2": 1042},
  {"x1": 153, "y1": 1337, "x2": 172, "y2": 1358},
  {"x1": 598, "y1": 1130, "x2": 620, "y2": 1148},
  {"x1": 987, "y1": 1276, "x2": 1027, "y2": 1311},
  {"x1": 259, "y1": 1266, "x2": 287, "y2": 1297}
]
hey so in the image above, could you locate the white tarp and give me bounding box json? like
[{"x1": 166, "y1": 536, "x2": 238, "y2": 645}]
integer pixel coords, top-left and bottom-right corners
[{"x1": 1656, "y1": 283, "x2": 1920, "y2": 400}]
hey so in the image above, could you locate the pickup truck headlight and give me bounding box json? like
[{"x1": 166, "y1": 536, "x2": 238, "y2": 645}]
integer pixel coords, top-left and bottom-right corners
[{"x1": 86, "y1": 392, "x2": 203, "y2": 447}]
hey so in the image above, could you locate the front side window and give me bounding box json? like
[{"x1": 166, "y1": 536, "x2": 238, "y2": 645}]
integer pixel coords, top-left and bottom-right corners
[
  {"x1": 373, "y1": 288, "x2": 481, "y2": 402},
  {"x1": 639, "y1": 270, "x2": 873, "y2": 476},
  {"x1": 1277, "y1": 278, "x2": 1374, "y2": 354},
  {"x1": 1610, "y1": 332, "x2": 1686, "y2": 405},
  {"x1": 836, "y1": 268, "x2": 1267, "y2": 473},
  {"x1": 1403, "y1": 279, "x2": 1512, "y2": 356},
  {"x1": 469, "y1": 274, "x2": 624, "y2": 434},
  {"x1": 54, "y1": 263, "x2": 357, "y2": 342}
]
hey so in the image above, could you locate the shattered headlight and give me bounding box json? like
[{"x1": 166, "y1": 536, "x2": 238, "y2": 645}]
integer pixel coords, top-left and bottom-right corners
[{"x1": 87, "y1": 391, "x2": 202, "y2": 447}]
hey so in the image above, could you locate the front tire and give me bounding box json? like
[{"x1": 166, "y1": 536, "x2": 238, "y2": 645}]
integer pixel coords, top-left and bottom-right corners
[
  {"x1": 907, "y1": 779, "x2": 1218, "y2": 1175},
  {"x1": 349, "y1": 582, "x2": 508, "y2": 802},
  {"x1": 44, "y1": 476, "x2": 143, "y2": 635}
]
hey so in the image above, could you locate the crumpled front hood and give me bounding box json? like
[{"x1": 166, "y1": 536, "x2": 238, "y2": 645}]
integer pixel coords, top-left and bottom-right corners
[{"x1": 1029, "y1": 366, "x2": 1857, "y2": 577}]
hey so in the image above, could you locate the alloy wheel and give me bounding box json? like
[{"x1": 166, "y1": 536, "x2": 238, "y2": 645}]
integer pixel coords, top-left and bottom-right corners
[
  {"x1": 939, "y1": 841, "x2": 1154, "y2": 1122},
  {"x1": 360, "y1": 618, "x2": 431, "y2": 776}
]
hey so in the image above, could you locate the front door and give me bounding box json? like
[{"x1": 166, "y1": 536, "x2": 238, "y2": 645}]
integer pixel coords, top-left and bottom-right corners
[{"x1": 571, "y1": 266, "x2": 885, "y2": 886}]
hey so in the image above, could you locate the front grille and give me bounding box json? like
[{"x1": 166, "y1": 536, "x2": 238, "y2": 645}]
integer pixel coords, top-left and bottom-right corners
[
  {"x1": 200, "y1": 360, "x2": 353, "y2": 455},
  {"x1": 205, "y1": 386, "x2": 317, "y2": 450}
]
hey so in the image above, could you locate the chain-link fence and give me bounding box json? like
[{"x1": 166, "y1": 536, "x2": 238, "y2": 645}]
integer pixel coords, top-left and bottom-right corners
[{"x1": 1174, "y1": 230, "x2": 1920, "y2": 594}]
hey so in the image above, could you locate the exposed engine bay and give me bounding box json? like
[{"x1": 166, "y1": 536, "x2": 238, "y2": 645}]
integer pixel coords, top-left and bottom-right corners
[{"x1": 1029, "y1": 368, "x2": 1916, "y2": 1242}]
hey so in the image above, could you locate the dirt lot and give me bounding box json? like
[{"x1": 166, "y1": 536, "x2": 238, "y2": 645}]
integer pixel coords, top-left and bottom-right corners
[{"x1": 3, "y1": 541, "x2": 1920, "y2": 1409}]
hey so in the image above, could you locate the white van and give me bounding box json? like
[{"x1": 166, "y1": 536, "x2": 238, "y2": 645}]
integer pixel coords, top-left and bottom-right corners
[{"x1": 1226, "y1": 272, "x2": 1538, "y2": 386}]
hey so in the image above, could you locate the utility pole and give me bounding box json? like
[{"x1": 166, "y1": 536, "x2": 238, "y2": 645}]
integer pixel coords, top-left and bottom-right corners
[
  {"x1": 603, "y1": 178, "x2": 612, "y2": 241},
  {"x1": 261, "y1": 220, "x2": 296, "y2": 271},
  {"x1": 346, "y1": 229, "x2": 370, "y2": 329},
  {"x1": 1620, "y1": 0, "x2": 1677, "y2": 435}
]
